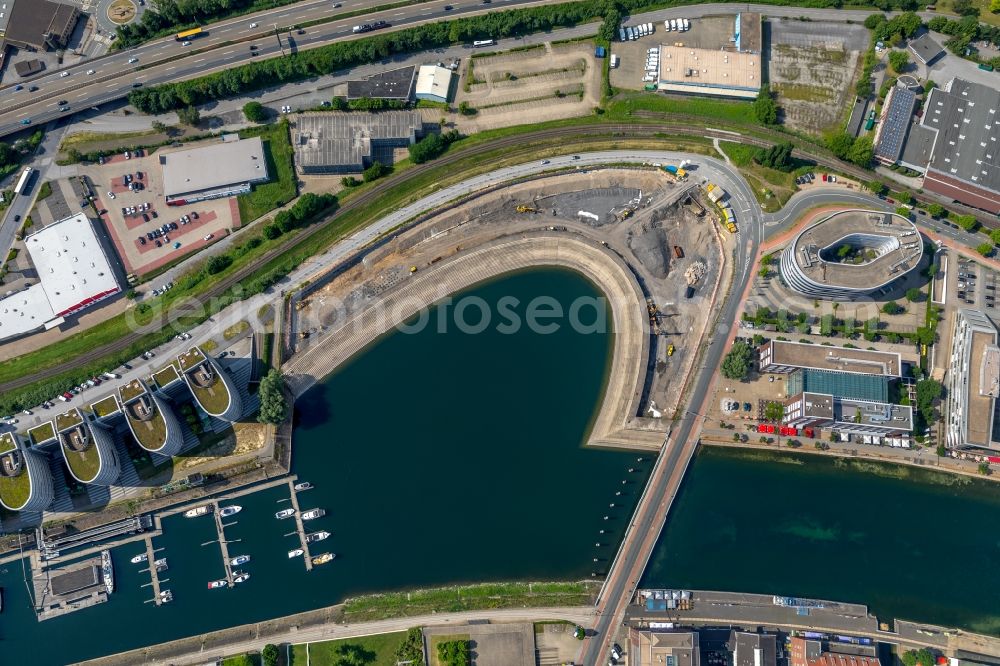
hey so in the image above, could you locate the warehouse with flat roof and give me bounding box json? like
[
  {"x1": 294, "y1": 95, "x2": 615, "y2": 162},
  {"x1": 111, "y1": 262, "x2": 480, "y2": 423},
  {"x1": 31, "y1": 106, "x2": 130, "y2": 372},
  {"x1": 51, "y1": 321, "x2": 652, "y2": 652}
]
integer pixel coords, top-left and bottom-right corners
[
  {"x1": 0, "y1": 213, "x2": 121, "y2": 341},
  {"x1": 4, "y1": 0, "x2": 80, "y2": 50},
  {"x1": 160, "y1": 136, "x2": 269, "y2": 205},
  {"x1": 908, "y1": 33, "x2": 944, "y2": 65},
  {"x1": 656, "y1": 46, "x2": 761, "y2": 99},
  {"x1": 293, "y1": 111, "x2": 423, "y2": 174},
  {"x1": 414, "y1": 65, "x2": 454, "y2": 103}
]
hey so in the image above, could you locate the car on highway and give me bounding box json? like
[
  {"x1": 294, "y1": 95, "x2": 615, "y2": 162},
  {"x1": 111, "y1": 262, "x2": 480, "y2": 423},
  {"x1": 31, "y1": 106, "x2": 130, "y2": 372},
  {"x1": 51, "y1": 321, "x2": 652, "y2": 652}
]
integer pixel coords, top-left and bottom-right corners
[
  {"x1": 60, "y1": 71, "x2": 70, "y2": 77},
  {"x1": 13, "y1": 214, "x2": 20, "y2": 222},
  {"x1": 59, "y1": 104, "x2": 70, "y2": 112},
  {"x1": 87, "y1": 69, "x2": 95, "y2": 74},
  {"x1": 13, "y1": 85, "x2": 22, "y2": 91},
  {"x1": 249, "y1": 44, "x2": 258, "y2": 50},
  {"x1": 132, "y1": 82, "x2": 143, "y2": 88},
  {"x1": 20, "y1": 118, "x2": 30, "y2": 125},
  {"x1": 250, "y1": 22, "x2": 258, "y2": 28},
  {"x1": 128, "y1": 57, "x2": 138, "y2": 64},
  {"x1": 444, "y1": 4, "x2": 453, "y2": 8},
  {"x1": 540, "y1": 160, "x2": 550, "y2": 165},
  {"x1": 333, "y1": 2, "x2": 341, "y2": 6},
  {"x1": 182, "y1": 40, "x2": 192, "y2": 46},
  {"x1": 28, "y1": 86, "x2": 37, "y2": 92}
]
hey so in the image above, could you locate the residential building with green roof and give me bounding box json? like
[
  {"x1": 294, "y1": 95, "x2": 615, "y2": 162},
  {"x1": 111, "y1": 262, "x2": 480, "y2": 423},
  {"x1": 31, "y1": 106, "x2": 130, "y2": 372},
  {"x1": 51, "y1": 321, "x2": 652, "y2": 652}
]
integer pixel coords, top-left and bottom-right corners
[
  {"x1": 0, "y1": 432, "x2": 54, "y2": 512},
  {"x1": 177, "y1": 346, "x2": 243, "y2": 421},
  {"x1": 119, "y1": 379, "x2": 183, "y2": 455},
  {"x1": 54, "y1": 407, "x2": 120, "y2": 485}
]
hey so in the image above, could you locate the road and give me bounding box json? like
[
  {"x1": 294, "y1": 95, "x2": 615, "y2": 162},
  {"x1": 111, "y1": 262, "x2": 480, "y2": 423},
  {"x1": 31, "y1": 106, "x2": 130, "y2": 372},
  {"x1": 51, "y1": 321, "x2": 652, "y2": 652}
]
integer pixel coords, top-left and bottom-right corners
[{"x1": 0, "y1": 2, "x2": 930, "y2": 139}]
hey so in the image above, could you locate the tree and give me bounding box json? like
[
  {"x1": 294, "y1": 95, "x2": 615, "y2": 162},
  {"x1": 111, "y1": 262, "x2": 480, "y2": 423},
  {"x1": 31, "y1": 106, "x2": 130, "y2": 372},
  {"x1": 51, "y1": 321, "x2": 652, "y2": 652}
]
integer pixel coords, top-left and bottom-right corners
[
  {"x1": 952, "y1": 213, "x2": 978, "y2": 231},
  {"x1": 151, "y1": 120, "x2": 169, "y2": 133},
  {"x1": 330, "y1": 96, "x2": 348, "y2": 110},
  {"x1": 882, "y1": 301, "x2": 904, "y2": 315},
  {"x1": 915, "y1": 379, "x2": 943, "y2": 426},
  {"x1": 864, "y1": 13, "x2": 886, "y2": 30},
  {"x1": 436, "y1": 640, "x2": 471, "y2": 666},
  {"x1": 846, "y1": 135, "x2": 874, "y2": 167},
  {"x1": 206, "y1": 254, "x2": 233, "y2": 274},
  {"x1": 258, "y1": 369, "x2": 288, "y2": 424},
  {"x1": 764, "y1": 401, "x2": 785, "y2": 422},
  {"x1": 752, "y1": 84, "x2": 779, "y2": 125},
  {"x1": 263, "y1": 223, "x2": 282, "y2": 240},
  {"x1": 866, "y1": 180, "x2": 886, "y2": 196},
  {"x1": 936, "y1": 444, "x2": 946, "y2": 457},
  {"x1": 990, "y1": 228, "x2": 1000, "y2": 245},
  {"x1": 827, "y1": 132, "x2": 855, "y2": 160},
  {"x1": 756, "y1": 142, "x2": 794, "y2": 171},
  {"x1": 977, "y1": 242, "x2": 994, "y2": 257},
  {"x1": 362, "y1": 161, "x2": 388, "y2": 182},
  {"x1": 926, "y1": 203, "x2": 945, "y2": 218},
  {"x1": 721, "y1": 341, "x2": 754, "y2": 380},
  {"x1": 979, "y1": 462, "x2": 991, "y2": 475},
  {"x1": 905, "y1": 287, "x2": 923, "y2": 302},
  {"x1": 395, "y1": 627, "x2": 426, "y2": 665},
  {"x1": 954, "y1": 0, "x2": 980, "y2": 16},
  {"x1": 243, "y1": 101, "x2": 267, "y2": 122},
  {"x1": 888, "y1": 49, "x2": 910, "y2": 74},
  {"x1": 458, "y1": 101, "x2": 476, "y2": 116},
  {"x1": 261, "y1": 644, "x2": 279, "y2": 666},
  {"x1": 177, "y1": 105, "x2": 200, "y2": 126}
]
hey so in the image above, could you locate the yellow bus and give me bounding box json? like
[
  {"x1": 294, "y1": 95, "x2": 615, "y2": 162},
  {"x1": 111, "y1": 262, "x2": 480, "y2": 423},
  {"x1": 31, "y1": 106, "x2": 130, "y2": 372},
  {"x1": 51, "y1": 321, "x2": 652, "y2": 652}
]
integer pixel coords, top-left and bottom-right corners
[{"x1": 176, "y1": 27, "x2": 204, "y2": 41}]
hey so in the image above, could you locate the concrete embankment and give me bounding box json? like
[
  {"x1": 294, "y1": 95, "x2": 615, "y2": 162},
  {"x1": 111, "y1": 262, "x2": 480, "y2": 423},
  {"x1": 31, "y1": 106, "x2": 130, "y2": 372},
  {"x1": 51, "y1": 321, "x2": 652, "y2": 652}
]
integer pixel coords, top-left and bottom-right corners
[{"x1": 283, "y1": 232, "x2": 664, "y2": 450}]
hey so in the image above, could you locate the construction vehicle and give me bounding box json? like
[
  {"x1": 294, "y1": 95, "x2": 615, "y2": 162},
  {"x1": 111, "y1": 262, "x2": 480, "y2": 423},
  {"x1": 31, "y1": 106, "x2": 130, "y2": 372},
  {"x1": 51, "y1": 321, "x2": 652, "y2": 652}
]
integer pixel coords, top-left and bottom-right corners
[
  {"x1": 705, "y1": 183, "x2": 726, "y2": 203},
  {"x1": 667, "y1": 343, "x2": 675, "y2": 356},
  {"x1": 516, "y1": 205, "x2": 539, "y2": 213},
  {"x1": 617, "y1": 207, "x2": 634, "y2": 221},
  {"x1": 409, "y1": 266, "x2": 418, "y2": 273},
  {"x1": 673, "y1": 245, "x2": 684, "y2": 258},
  {"x1": 726, "y1": 221, "x2": 738, "y2": 233},
  {"x1": 663, "y1": 164, "x2": 688, "y2": 180},
  {"x1": 646, "y1": 299, "x2": 661, "y2": 334}
]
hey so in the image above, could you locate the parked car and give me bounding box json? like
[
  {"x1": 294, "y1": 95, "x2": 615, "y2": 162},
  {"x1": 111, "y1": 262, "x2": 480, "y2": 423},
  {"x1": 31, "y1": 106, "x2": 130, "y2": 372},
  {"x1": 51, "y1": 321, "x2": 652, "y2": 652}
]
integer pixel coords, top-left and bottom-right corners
[{"x1": 138, "y1": 236, "x2": 146, "y2": 245}]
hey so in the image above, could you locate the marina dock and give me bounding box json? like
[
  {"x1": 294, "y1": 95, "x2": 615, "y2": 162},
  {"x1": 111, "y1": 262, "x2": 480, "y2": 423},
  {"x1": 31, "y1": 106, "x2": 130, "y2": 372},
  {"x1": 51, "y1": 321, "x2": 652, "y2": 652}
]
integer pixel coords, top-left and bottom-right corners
[
  {"x1": 211, "y1": 501, "x2": 235, "y2": 586},
  {"x1": 141, "y1": 536, "x2": 164, "y2": 605},
  {"x1": 287, "y1": 478, "x2": 313, "y2": 571},
  {"x1": 32, "y1": 554, "x2": 109, "y2": 622}
]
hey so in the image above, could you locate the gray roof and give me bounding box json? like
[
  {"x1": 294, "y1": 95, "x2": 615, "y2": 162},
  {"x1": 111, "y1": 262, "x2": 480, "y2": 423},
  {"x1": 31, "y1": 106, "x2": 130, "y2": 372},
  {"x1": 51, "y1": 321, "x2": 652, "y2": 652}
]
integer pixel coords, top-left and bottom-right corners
[
  {"x1": 899, "y1": 120, "x2": 936, "y2": 170},
  {"x1": 922, "y1": 79, "x2": 1000, "y2": 194},
  {"x1": 293, "y1": 111, "x2": 422, "y2": 170},
  {"x1": 875, "y1": 86, "x2": 916, "y2": 163},
  {"x1": 160, "y1": 136, "x2": 268, "y2": 198},
  {"x1": 5, "y1": 0, "x2": 79, "y2": 49},
  {"x1": 346, "y1": 66, "x2": 415, "y2": 100},
  {"x1": 909, "y1": 34, "x2": 944, "y2": 65},
  {"x1": 730, "y1": 632, "x2": 777, "y2": 666}
]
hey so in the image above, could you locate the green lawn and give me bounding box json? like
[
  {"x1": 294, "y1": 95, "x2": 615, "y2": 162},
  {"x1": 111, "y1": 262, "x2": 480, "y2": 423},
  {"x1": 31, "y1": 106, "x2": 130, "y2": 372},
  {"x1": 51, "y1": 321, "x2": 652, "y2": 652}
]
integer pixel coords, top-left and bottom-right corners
[
  {"x1": 719, "y1": 140, "x2": 801, "y2": 212},
  {"x1": 28, "y1": 422, "x2": 55, "y2": 444},
  {"x1": 237, "y1": 121, "x2": 297, "y2": 224},
  {"x1": 62, "y1": 441, "x2": 102, "y2": 483},
  {"x1": 605, "y1": 92, "x2": 754, "y2": 124},
  {"x1": 292, "y1": 631, "x2": 408, "y2": 666},
  {"x1": 0, "y1": 469, "x2": 31, "y2": 510},
  {"x1": 188, "y1": 376, "x2": 232, "y2": 416},
  {"x1": 92, "y1": 395, "x2": 120, "y2": 418},
  {"x1": 127, "y1": 407, "x2": 168, "y2": 452}
]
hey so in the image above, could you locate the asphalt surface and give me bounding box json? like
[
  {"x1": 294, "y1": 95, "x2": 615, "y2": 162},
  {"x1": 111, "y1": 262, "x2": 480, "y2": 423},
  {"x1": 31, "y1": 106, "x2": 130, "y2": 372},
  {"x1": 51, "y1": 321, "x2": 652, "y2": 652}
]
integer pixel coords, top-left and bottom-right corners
[{"x1": 0, "y1": 2, "x2": 932, "y2": 139}]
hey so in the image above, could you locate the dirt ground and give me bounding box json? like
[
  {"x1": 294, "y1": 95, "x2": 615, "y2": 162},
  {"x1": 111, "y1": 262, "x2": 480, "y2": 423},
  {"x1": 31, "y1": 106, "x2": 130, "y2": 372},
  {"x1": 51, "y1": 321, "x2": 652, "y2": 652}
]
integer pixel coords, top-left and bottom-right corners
[
  {"x1": 535, "y1": 622, "x2": 583, "y2": 665},
  {"x1": 294, "y1": 167, "x2": 728, "y2": 423},
  {"x1": 447, "y1": 42, "x2": 603, "y2": 132},
  {"x1": 173, "y1": 421, "x2": 269, "y2": 473},
  {"x1": 768, "y1": 19, "x2": 868, "y2": 133},
  {"x1": 78, "y1": 146, "x2": 239, "y2": 277}
]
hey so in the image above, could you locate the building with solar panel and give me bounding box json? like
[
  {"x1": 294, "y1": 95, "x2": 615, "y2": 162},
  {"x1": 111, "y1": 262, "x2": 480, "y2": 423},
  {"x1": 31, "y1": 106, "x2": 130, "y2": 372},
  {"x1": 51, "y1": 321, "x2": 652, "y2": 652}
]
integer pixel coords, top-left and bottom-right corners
[{"x1": 874, "y1": 86, "x2": 917, "y2": 166}]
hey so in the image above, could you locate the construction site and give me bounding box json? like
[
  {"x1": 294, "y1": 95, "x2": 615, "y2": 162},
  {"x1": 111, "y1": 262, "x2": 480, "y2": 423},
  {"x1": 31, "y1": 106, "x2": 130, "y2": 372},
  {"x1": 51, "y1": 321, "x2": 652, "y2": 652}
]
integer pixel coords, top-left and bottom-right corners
[{"x1": 288, "y1": 166, "x2": 729, "y2": 431}]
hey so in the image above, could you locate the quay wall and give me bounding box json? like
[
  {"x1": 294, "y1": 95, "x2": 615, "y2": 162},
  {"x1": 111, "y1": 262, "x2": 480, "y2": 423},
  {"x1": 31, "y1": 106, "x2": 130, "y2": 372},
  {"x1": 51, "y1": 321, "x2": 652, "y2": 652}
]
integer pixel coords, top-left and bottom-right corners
[{"x1": 282, "y1": 233, "x2": 665, "y2": 450}]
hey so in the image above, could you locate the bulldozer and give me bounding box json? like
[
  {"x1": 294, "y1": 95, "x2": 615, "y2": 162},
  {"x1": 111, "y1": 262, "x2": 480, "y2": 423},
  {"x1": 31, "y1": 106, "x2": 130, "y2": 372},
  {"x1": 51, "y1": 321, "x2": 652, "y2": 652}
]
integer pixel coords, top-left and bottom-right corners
[{"x1": 516, "y1": 205, "x2": 540, "y2": 214}]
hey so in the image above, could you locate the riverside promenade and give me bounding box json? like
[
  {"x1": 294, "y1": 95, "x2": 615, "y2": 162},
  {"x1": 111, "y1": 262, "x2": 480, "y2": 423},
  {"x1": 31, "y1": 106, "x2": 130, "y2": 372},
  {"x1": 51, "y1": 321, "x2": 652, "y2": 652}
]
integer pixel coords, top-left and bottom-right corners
[{"x1": 283, "y1": 232, "x2": 665, "y2": 451}]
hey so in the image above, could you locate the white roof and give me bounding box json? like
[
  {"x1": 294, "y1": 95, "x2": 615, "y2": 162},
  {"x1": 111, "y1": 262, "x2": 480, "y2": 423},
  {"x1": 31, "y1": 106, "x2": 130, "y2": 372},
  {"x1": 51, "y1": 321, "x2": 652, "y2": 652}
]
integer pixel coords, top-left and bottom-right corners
[
  {"x1": 0, "y1": 212, "x2": 121, "y2": 340},
  {"x1": 415, "y1": 65, "x2": 453, "y2": 99},
  {"x1": 0, "y1": 283, "x2": 55, "y2": 339},
  {"x1": 160, "y1": 136, "x2": 268, "y2": 198}
]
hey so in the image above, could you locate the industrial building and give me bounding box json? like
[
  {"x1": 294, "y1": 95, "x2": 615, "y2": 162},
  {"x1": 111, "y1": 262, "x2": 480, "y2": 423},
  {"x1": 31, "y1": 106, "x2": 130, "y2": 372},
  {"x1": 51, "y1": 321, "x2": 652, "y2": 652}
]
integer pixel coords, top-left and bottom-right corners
[
  {"x1": 160, "y1": 136, "x2": 269, "y2": 205},
  {"x1": 654, "y1": 13, "x2": 762, "y2": 99},
  {"x1": 629, "y1": 628, "x2": 700, "y2": 666},
  {"x1": 786, "y1": 368, "x2": 889, "y2": 403},
  {"x1": 293, "y1": 111, "x2": 424, "y2": 174},
  {"x1": 54, "y1": 408, "x2": 121, "y2": 486},
  {"x1": 759, "y1": 340, "x2": 902, "y2": 377},
  {"x1": 945, "y1": 308, "x2": 999, "y2": 450},
  {"x1": 919, "y1": 79, "x2": 1000, "y2": 214},
  {"x1": 779, "y1": 210, "x2": 923, "y2": 300},
  {"x1": 0, "y1": 432, "x2": 55, "y2": 512},
  {"x1": 874, "y1": 86, "x2": 918, "y2": 165},
  {"x1": 414, "y1": 65, "x2": 454, "y2": 103},
  {"x1": 783, "y1": 391, "x2": 913, "y2": 437},
  {"x1": 4, "y1": 0, "x2": 80, "y2": 50},
  {"x1": 0, "y1": 213, "x2": 121, "y2": 342},
  {"x1": 908, "y1": 33, "x2": 944, "y2": 66},
  {"x1": 346, "y1": 66, "x2": 416, "y2": 100}
]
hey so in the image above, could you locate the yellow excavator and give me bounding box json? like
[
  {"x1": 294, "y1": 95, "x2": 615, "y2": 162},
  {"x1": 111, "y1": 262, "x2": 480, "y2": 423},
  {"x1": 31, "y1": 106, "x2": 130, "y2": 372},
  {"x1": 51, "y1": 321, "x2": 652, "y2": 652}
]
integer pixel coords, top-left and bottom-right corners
[{"x1": 516, "y1": 205, "x2": 539, "y2": 213}]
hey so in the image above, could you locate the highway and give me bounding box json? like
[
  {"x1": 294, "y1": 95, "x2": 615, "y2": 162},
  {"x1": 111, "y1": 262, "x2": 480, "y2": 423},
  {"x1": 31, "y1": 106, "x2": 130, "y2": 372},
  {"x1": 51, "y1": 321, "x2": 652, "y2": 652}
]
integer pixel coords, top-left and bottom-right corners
[{"x1": 0, "y1": 2, "x2": 927, "y2": 139}]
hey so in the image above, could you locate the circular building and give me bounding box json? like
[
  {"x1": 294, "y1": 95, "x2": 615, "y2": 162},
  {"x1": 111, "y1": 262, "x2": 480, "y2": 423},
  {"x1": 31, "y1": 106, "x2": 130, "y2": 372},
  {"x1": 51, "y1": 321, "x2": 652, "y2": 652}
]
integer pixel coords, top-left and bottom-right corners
[{"x1": 780, "y1": 210, "x2": 924, "y2": 300}]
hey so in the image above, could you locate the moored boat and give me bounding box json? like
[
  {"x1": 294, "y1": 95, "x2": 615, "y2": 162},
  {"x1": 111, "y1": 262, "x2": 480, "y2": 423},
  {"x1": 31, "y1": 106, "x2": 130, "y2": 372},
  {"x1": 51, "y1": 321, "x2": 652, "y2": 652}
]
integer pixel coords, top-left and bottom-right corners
[
  {"x1": 219, "y1": 505, "x2": 242, "y2": 518},
  {"x1": 294, "y1": 481, "x2": 313, "y2": 491},
  {"x1": 301, "y1": 508, "x2": 325, "y2": 520},
  {"x1": 230, "y1": 555, "x2": 250, "y2": 566},
  {"x1": 312, "y1": 552, "x2": 336, "y2": 565},
  {"x1": 154, "y1": 558, "x2": 168, "y2": 571},
  {"x1": 275, "y1": 508, "x2": 295, "y2": 519},
  {"x1": 159, "y1": 589, "x2": 173, "y2": 603},
  {"x1": 207, "y1": 579, "x2": 228, "y2": 589},
  {"x1": 101, "y1": 550, "x2": 114, "y2": 595},
  {"x1": 233, "y1": 572, "x2": 250, "y2": 584},
  {"x1": 130, "y1": 553, "x2": 148, "y2": 564},
  {"x1": 288, "y1": 548, "x2": 304, "y2": 558},
  {"x1": 184, "y1": 506, "x2": 209, "y2": 518},
  {"x1": 306, "y1": 531, "x2": 330, "y2": 543}
]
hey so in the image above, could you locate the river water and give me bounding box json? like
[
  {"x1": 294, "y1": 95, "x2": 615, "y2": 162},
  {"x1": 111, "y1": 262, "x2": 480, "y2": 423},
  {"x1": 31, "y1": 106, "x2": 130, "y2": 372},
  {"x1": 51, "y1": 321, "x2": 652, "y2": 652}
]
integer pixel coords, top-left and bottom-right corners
[{"x1": 0, "y1": 268, "x2": 646, "y2": 663}]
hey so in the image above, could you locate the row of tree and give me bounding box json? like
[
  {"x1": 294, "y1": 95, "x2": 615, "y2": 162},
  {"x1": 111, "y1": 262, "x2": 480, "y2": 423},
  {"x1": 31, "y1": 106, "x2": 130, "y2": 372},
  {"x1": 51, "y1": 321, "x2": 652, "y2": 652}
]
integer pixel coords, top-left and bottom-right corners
[
  {"x1": 263, "y1": 191, "x2": 338, "y2": 240},
  {"x1": 408, "y1": 130, "x2": 462, "y2": 164}
]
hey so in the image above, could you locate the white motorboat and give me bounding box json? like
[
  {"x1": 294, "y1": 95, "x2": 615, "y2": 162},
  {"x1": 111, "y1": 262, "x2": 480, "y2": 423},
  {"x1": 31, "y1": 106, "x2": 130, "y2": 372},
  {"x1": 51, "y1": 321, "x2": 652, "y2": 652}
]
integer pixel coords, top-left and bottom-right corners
[
  {"x1": 184, "y1": 506, "x2": 209, "y2": 518},
  {"x1": 312, "y1": 552, "x2": 336, "y2": 565},
  {"x1": 275, "y1": 508, "x2": 295, "y2": 519},
  {"x1": 130, "y1": 553, "x2": 148, "y2": 564},
  {"x1": 219, "y1": 505, "x2": 242, "y2": 518},
  {"x1": 207, "y1": 580, "x2": 228, "y2": 589},
  {"x1": 159, "y1": 589, "x2": 173, "y2": 603},
  {"x1": 288, "y1": 548, "x2": 304, "y2": 558},
  {"x1": 233, "y1": 572, "x2": 250, "y2": 584},
  {"x1": 230, "y1": 555, "x2": 251, "y2": 566},
  {"x1": 306, "y1": 531, "x2": 330, "y2": 543},
  {"x1": 294, "y1": 481, "x2": 313, "y2": 491},
  {"x1": 301, "y1": 508, "x2": 325, "y2": 520},
  {"x1": 154, "y1": 558, "x2": 168, "y2": 571}
]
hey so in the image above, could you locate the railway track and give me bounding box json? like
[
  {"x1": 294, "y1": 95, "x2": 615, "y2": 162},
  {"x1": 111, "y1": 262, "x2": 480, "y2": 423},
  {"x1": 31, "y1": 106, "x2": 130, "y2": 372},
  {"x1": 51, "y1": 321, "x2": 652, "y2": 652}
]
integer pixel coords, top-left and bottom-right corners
[{"x1": 0, "y1": 121, "x2": 965, "y2": 396}]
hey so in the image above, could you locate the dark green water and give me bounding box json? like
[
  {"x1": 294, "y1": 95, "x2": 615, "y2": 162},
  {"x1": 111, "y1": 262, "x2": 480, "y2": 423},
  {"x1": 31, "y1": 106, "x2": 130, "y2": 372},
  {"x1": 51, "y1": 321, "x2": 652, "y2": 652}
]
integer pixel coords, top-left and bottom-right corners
[
  {"x1": 0, "y1": 268, "x2": 650, "y2": 663},
  {"x1": 641, "y1": 447, "x2": 1000, "y2": 635}
]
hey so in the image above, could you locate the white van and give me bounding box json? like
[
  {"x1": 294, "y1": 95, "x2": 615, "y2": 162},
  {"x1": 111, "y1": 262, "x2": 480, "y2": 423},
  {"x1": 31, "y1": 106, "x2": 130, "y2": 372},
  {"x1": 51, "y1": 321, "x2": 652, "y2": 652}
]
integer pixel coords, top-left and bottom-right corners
[
  {"x1": 683, "y1": 18, "x2": 690, "y2": 30},
  {"x1": 670, "y1": 19, "x2": 678, "y2": 30},
  {"x1": 646, "y1": 22, "x2": 653, "y2": 34},
  {"x1": 664, "y1": 20, "x2": 671, "y2": 31},
  {"x1": 642, "y1": 75, "x2": 656, "y2": 82}
]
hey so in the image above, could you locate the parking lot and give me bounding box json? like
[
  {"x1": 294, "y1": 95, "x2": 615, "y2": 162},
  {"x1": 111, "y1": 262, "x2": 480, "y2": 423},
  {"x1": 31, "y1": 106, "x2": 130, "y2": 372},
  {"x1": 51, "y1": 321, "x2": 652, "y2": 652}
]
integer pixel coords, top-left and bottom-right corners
[
  {"x1": 80, "y1": 148, "x2": 239, "y2": 277},
  {"x1": 949, "y1": 254, "x2": 999, "y2": 314}
]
